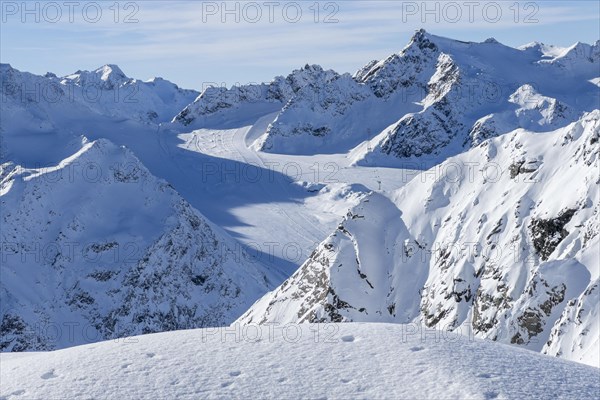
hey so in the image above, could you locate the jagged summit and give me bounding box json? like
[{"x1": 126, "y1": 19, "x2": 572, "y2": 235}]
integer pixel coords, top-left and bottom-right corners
[
  {"x1": 410, "y1": 28, "x2": 428, "y2": 40},
  {"x1": 172, "y1": 62, "x2": 339, "y2": 128},
  {"x1": 403, "y1": 29, "x2": 489, "y2": 53},
  {"x1": 404, "y1": 28, "x2": 439, "y2": 52},
  {"x1": 68, "y1": 63, "x2": 127, "y2": 79},
  {"x1": 407, "y1": 30, "x2": 548, "y2": 57},
  {"x1": 301, "y1": 63, "x2": 324, "y2": 72}
]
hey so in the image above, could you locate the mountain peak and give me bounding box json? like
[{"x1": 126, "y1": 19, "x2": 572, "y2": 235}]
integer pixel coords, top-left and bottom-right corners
[
  {"x1": 410, "y1": 28, "x2": 431, "y2": 42},
  {"x1": 412, "y1": 28, "x2": 429, "y2": 39},
  {"x1": 94, "y1": 64, "x2": 127, "y2": 82},
  {"x1": 62, "y1": 64, "x2": 130, "y2": 89},
  {"x1": 302, "y1": 64, "x2": 324, "y2": 72},
  {"x1": 406, "y1": 28, "x2": 438, "y2": 52}
]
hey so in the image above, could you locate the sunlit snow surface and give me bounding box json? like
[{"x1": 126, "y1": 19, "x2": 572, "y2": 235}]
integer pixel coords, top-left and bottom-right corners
[{"x1": 2, "y1": 323, "x2": 599, "y2": 400}]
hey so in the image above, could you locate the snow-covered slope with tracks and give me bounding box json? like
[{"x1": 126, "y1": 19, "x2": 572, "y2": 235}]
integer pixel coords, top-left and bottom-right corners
[{"x1": 2, "y1": 323, "x2": 599, "y2": 400}]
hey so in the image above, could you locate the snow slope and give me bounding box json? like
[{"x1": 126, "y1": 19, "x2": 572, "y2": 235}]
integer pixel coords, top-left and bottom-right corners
[
  {"x1": 2, "y1": 323, "x2": 599, "y2": 400},
  {"x1": 0, "y1": 138, "x2": 276, "y2": 351},
  {"x1": 239, "y1": 111, "x2": 600, "y2": 367}
]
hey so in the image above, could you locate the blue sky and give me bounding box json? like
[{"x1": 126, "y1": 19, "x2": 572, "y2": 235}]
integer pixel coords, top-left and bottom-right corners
[{"x1": 1, "y1": 1, "x2": 598, "y2": 90}]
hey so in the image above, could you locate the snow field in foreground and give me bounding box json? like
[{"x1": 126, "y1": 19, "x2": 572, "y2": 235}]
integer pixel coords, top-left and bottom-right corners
[{"x1": 1, "y1": 323, "x2": 598, "y2": 400}]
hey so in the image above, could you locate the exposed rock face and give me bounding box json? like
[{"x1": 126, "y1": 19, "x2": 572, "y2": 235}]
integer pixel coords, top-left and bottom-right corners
[
  {"x1": 358, "y1": 28, "x2": 440, "y2": 99},
  {"x1": 255, "y1": 72, "x2": 374, "y2": 153},
  {"x1": 237, "y1": 193, "x2": 409, "y2": 325},
  {"x1": 509, "y1": 158, "x2": 542, "y2": 179},
  {"x1": 529, "y1": 209, "x2": 576, "y2": 261},
  {"x1": 0, "y1": 314, "x2": 50, "y2": 352},
  {"x1": 379, "y1": 51, "x2": 463, "y2": 157},
  {"x1": 2, "y1": 31, "x2": 599, "y2": 370},
  {"x1": 543, "y1": 279, "x2": 600, "y2": 367},
  {"x1": 174, "y1": 84, "x2": 272, "y2": 125}
]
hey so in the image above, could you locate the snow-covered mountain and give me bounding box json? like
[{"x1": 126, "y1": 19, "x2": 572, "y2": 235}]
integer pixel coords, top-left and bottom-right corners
[
  {"x1": 1, "y1": 63, "x2": 198, "y2": 126},
  {"x1": 254, "y1": 30, "x2": 440, "y2": 154},
  {"x1": 196, "y1": 30, "x2": 597, "y2": 166},
  {"x1": 0, "y1": 138, "x2": 276, "y2": 351},
  {"x1": 352, "y1": 31, "x2": 599, "y2": 168},
  {"x1": 2, "y1": 323, "x2": 599, "y2": 400},
  {"x1": 170, "y1": 64, "x2": 339, "y2": 130},
  {"x1": 239, "y1": 111, "x2": 600, "y2": 367},
  {"x1": 60, "y1": 64, "x2": 199, "y2": 123}
]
